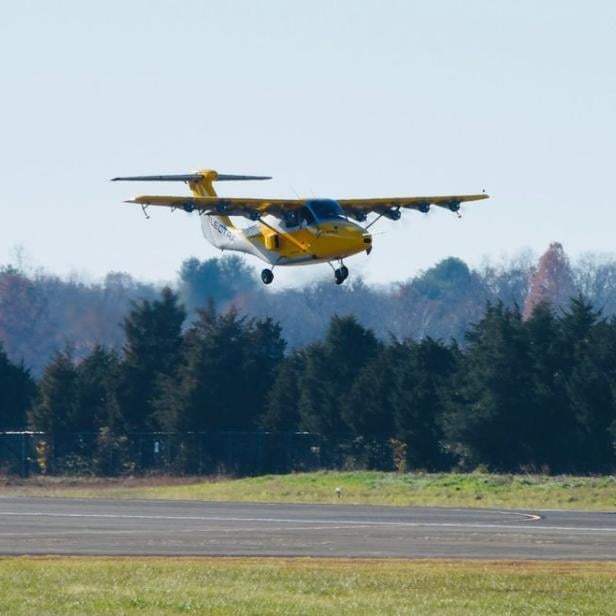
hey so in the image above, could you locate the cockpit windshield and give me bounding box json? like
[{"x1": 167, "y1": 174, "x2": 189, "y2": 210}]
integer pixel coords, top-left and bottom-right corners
[{"x1": 305, "y1": 199, "x2": 345, "y2": 222}]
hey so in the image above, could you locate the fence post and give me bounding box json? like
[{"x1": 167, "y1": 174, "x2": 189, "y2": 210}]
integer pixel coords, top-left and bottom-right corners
[{"x1": 21, "y1": 432, "x2": 27, "y2": 478}]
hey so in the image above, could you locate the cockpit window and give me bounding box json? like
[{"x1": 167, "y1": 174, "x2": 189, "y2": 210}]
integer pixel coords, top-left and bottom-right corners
[
  {"x1": 305, "y1": 199, "x2": 345, "y2": 222},
  {"x1": 300, "y1": 206, "x2": 316, "y2": 226},
  {"x1": 283, "y1": 201, "x2": 343, "y2": 229},
  {"x1": 284, "y1": 210, "x2": 300, "y2": 228}
]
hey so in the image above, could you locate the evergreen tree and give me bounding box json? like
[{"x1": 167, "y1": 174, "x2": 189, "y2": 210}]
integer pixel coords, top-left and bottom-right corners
[
  {"x1": 116, "y1": 287, "x2": 185, "y2": 431},
  {"x1": 261, "y1": 352, "x2": 304, "y2": 431},
  {"x1": 29, "y1": 349, "x2": 78, "y2": 434},
  {"x1": 243, "y1": 317, "x2": 286, "y2": 426},
  {"x1": 522, "y1": 301, "x2": 570, "y2": 469},
  {"x1": 298, "y1": 316, "x2": 379, "y2": 434},
  {"x1": 74, "y1": 346, "x2": 121, "y2": 433},
  {"x1": 0, "y1": 343, "x2": 36, "y2": 430},
  {"x1": 392, "y1": 338, "x2": 457, "y2": 470},
  {"x1": 557, "y1": 297, "x2": 616, "y2": 471},
  {"x1": 158, "y1": 308, "x2": 285, "y2": 432},
  {"x1": 342, "y1": 344, "x2": 398, "y2": 437},
  {"x1": 442, "y1": 303, "x2": 537, "y2": 470}
]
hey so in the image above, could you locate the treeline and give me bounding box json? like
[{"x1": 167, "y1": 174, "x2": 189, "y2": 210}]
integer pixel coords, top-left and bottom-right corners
[
  {"x1": 2, "y1": 289, "x2": 616, "y2": 474},
  {"x1": 4, "y1": 243, "x2": 616, "y2": 375}
]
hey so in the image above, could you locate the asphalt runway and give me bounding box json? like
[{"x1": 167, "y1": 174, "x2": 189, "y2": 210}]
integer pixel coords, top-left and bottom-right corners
[{"x1": 0, "y1": 497, "x2": 615, "y2": 559}]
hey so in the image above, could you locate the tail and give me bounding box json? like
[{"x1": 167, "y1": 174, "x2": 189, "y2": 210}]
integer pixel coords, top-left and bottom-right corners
[
  {"x1": 111, "y1": 168, "x2": 271, "y2": 198},
  {"x1": 112, "y1": 169, "x2": 271, "y2": 249}
]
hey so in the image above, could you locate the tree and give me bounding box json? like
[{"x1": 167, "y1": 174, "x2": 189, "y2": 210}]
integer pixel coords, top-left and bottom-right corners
[
  {"x1": 393, "y1": 258, "x2": 489, "y2": 342},
  {"x1": 74, "y1": 346, "x2": 121, "y2": 433},
  {"x1": 261, "y1": 352, "x2": 303, "y2": 432},
  {"x1": 298, "y1": 316, "x2": 379, "y2": 434},
  {"x1": 556, "y1": 297, "x2": 616, "y2": 471},
  {"x1": 29, "y1": 349, "x2": 78, "y2": 435},
  {"x1": 441, "y1": 303, "x2": 537, "y2": 470},
  {"x1": 391, "y1": 338, "x2": 457, "y2": 470},
  {"x1": 342, "y1": 344, "x2": 398, "y2": 437},
  {"x1": 523, "y1": 243, "x2": 576, "y2": 319},
  {"x1": 0, "y1": 342, "x2": 36, "y2": 430},
  {"x1": 115, "y1": 288, "x2": 186, "y2": 431},
  {"x1": 178, "y1": 255, "x2": 256, "y2": 316},
  {"x1": 158, "y1": 307, "x2": 285, "y2": 433}
]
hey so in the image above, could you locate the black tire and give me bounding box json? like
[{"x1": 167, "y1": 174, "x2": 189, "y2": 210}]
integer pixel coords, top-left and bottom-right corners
[
  {"x1": 334, "y1": 269, "x2": 344, "y2": 285},
  {"x1": 261, "y1": 269, "x2": 274, "y2": 285},
  {"x1": 340, "y1": 265, "x2": 349, "y2": 280}
]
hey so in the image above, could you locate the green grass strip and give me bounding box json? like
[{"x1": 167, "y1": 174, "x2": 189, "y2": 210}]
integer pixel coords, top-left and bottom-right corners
[
  {"x1": 5, "y1": 471, "x2": 616, "y2": 511},
  {"x1": 0, "y1": 557, "x2": 615, "y2": 615}
]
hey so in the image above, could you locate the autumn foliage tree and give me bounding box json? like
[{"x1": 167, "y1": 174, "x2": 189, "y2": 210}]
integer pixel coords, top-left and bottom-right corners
[{"x1": 523, "y1": 243, "x2": 577, "y2": 319}]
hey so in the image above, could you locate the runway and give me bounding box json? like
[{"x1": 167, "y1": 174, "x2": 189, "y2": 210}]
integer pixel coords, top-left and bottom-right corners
[{"x1": 0, "y1": 497, "x2": 615, "y2": 559}]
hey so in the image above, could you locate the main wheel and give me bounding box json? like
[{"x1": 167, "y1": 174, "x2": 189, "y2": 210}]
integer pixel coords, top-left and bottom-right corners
[
  {"x1": 334, "y1": 268, "x2": 345, "y2": 285},
  {"x1": 340, "y1": 265, "x2": 349, "y2": 280},
  {"x1": 261, "y1": 268, "x2": 274, "y2": 285}
]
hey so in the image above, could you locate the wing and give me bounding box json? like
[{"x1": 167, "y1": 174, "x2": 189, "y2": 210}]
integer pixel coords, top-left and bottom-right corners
[
  {"x1": 125, "y1": 195, "x2": 305, "y2": 220},
  {"x1": 337, "y1": 194, "x2": 489, "y2": 220}
]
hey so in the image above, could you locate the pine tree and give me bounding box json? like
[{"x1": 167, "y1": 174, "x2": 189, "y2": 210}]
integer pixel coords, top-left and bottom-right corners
[
  {"x1": 74, "y1": 346, "x2": 121, "y2": 433},
  {"x1": 441, "y1": 303, "x2": 536, "y2": 470},
  {"x1": 557, "y1": 297, "x2": 615, "y2": 471},
  {"x1": 158, "y1": 308, "x2": 285, "y2": 433},
  {"x1": 116, "y1": 287, "x2": 185, "y2": 431},
  {"x1": 391, "y1": 338, "x2": 457, "y2": 470},
  {"x1": 261, "y1": 352, "x2": 304, "y2": 432},
  {"x1": 298, "y1": 316, "x2": 379, "y2": 435},
  {"x1": 342, "y1": 344, "x2": 398, "y2": 437},
  {"x1": 0, "y1": 343, "x2": 36, "y2": 430}
]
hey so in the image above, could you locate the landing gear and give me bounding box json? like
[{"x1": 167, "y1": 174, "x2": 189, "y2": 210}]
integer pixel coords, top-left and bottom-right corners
[
  {"x1": 261, "y1": 268, "x2": 274, "y2": 285},
  {"x1": 334, "y1": 265, "x2": 349, "y2": 285}
]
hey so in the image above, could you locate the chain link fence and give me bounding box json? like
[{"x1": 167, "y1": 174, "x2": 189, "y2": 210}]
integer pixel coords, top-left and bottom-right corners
[{"x1": 0, "y1": 431, "x2": 397, "y2": 477}]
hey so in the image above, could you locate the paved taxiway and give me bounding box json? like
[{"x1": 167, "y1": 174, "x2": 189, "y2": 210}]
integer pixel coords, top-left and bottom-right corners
[{"x1": 0, "y1": 497, "x2": 614, "y2": 559}]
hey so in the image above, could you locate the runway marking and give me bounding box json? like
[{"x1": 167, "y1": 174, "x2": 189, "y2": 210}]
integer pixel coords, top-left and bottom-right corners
[
  {"x1": 496, "y1": 510, "x2": 542, "y2": 522},
  {"x1": 0, "y1": 510, "x2": 613, "y2": 533},
  {"x1": 0, "y1": 525, "x2": 360, "y2": 537}
]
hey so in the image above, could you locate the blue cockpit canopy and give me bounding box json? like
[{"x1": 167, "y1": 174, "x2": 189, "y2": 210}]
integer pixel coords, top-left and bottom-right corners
[
  {"x1": 304, "y1": 199, "x2": 345, "y2": 221},
  {"x1": 283, "y1": 199, "x2": 345, "y2": 229}
]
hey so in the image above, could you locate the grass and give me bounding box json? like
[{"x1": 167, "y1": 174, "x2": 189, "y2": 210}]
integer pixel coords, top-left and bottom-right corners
[
  {"x1": 3, "y1": 471, "x2": 616, "y2": 511},
  {"x1": 0, "y1": 557, "x2": 615, "y2": 615}
]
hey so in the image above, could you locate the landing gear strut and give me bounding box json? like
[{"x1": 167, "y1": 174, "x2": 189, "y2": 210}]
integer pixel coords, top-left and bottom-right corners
[{"x1": 261, "y1": 268, "x2": 274, "y2": 285}]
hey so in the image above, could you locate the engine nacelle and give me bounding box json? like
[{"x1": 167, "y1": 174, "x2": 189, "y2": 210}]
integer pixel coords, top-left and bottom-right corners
[
  {"x1": 244, "y1": 208, "x2": 260, "y2": 221},
  {"x1": 382, "y1": 207, "x2": 402, "y2": 220}
]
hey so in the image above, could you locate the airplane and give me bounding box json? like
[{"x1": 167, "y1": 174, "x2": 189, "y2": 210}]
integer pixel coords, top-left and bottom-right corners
[{"x1": 112, "y1": 169, "x2": 489, "y2": 285}]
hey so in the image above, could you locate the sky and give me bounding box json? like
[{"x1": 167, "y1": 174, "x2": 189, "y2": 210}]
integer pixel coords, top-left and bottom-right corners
[{"x1": 1, "y1": 1, "x2": 615, "y2": 288}]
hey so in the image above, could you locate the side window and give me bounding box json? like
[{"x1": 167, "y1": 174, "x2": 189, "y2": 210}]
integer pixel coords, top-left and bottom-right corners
[
  {"x1": 300, "y1": 207, "x2": 316, "y2": 226},
  {"x1": 284, "y1": 210, "x2": 300, "y2": 229}
]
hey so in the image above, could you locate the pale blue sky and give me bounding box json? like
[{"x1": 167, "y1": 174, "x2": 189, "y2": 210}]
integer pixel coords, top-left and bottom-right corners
[{"x1": 1, "y1": 1, "x2": 615, "y2": 287}]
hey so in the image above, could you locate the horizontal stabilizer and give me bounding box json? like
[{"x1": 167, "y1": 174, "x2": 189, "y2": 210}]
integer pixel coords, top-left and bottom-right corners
[
  {"x1": 216, "y1": 174, "x2": 272, "y2": 181},
  {"x1": 111, "y1": 173, "x2": 271, "y2": 182},
  {"x1": 111, "y1": 174, "x2": 204, "y2": 182}
]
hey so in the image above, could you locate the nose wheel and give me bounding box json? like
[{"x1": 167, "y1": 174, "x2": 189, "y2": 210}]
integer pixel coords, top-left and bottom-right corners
[
  {"x1": 334, "y1": 265, "x2": 349, "y2": 285},
  {"x1": 261, "y1": 268, "x2": 274, "y2": 285}
]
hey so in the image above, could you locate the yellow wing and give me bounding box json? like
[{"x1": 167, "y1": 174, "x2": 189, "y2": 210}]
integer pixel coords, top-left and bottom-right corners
[
  {"x1": 125, "y1": 195, "x2": 305, "y2": 220},
  {"x1": 337, "y1": 194, "x2": 489, "y2": 219},
  {"x1": 126, "y1": 193, "x2": 489, "y2": 221}
]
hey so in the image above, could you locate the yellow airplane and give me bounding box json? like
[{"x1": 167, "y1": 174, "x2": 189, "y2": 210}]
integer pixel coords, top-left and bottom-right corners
[{"x1": 112, "y1": 169, "x2": 489, "y2": 285}]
